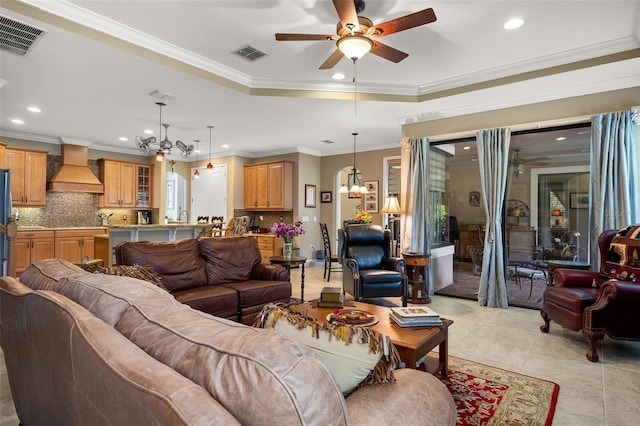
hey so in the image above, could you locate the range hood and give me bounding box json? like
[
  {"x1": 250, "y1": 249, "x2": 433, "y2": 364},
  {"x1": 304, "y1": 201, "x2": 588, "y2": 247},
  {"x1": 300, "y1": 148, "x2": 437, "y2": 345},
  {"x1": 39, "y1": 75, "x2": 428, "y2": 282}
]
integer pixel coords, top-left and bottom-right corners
[{"x1": 47, "y1": 144, "x2": 104, "y2": 193}]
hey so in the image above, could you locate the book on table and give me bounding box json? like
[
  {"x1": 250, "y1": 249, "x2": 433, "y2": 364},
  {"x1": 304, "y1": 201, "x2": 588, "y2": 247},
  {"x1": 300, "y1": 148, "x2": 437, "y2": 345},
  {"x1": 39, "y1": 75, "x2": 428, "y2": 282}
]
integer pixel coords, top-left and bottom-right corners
[
  {"x1": 318, "y1": 294, "x2": 344, "y2": 308},
  {"x1": 321, "y1": 287, "x2": 342, "y2": 302},
  {"x1": 389, "y1": 306, "x2": 440, "y2": 319},
  {"x1": 389, "y1": 311, "x2": 442, "y2": 327}
]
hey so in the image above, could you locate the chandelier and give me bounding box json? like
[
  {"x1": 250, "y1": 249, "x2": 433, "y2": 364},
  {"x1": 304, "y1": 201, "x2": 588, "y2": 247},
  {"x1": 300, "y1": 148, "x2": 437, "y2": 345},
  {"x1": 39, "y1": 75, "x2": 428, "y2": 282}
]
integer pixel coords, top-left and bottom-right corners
[
  {"x1": 135, "y1": 102, "x2": 193, "y2": 161},
  {"x1": 339, "y1": 133, "x2": 368, "y2": 195}
]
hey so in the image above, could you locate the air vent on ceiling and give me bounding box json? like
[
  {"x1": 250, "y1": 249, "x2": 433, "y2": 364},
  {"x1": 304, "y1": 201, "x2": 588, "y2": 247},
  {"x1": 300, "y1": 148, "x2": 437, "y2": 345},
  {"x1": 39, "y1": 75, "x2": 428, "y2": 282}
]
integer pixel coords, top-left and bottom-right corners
[
  {"x1": 232, "y1": 44, "x2": 267, "y2": 62},
  {"x1": 0, "y1": 15, "x2": 46, "y2": 56},
  {"x1": 148, "y1": 90, "x2": 176, "y2": 102}
]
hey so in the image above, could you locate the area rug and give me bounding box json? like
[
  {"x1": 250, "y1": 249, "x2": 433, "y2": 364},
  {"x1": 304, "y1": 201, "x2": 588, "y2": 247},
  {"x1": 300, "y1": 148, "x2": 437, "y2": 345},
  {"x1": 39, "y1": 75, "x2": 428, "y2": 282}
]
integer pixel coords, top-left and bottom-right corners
[
  {"x1": 441, "y1": 356, "x2": 559, "y2": 426},
  {"x1": 435, "y1": 262, "x2": 547, "y2": 310}
]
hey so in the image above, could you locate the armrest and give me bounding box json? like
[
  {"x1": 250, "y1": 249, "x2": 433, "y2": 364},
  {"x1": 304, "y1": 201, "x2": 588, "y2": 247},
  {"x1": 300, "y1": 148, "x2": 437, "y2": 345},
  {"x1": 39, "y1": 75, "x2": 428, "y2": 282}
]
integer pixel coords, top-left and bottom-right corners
[
  {"x1": 250, "y1": 263, "x2": 290, "y2": 281},
  {"x1": 554, "y1": 269, "x2": 601, "y2": 288},
  {"x1": 344, "y1": 258, "x2": 360, "y2": 274},
  {"x1": 382, "y1": 257, "x2": 406, "y2": 271},
  {"x1": 600, "y1": 280, "x2": 640, "y2": 301}
]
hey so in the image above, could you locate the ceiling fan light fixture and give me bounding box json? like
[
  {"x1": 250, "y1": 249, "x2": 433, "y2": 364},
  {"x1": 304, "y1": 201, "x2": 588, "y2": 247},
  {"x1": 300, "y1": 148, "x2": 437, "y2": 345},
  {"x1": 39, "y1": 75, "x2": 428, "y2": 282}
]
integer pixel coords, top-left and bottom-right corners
[{"x1": 337, "y1": 35, "x2": 373, "y2": 61}]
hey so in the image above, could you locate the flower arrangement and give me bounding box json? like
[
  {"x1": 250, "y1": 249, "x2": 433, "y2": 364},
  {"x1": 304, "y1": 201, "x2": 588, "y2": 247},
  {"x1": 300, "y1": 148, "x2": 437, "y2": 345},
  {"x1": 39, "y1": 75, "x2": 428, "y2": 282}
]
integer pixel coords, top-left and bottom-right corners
[
  {"x1": 270, "y1": 221, "x2": 306, "y2": 243},
  {"x1": 355, "y1": 210, "x2": 372, "y2": 223}
]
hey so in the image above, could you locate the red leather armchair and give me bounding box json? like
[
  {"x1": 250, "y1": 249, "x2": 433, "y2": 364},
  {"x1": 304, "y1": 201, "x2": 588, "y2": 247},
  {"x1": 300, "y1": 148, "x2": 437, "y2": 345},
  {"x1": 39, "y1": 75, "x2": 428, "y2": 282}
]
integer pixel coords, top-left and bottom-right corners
[{"x1": 540, "y1": 226, "x2": 640, "y2": 362}]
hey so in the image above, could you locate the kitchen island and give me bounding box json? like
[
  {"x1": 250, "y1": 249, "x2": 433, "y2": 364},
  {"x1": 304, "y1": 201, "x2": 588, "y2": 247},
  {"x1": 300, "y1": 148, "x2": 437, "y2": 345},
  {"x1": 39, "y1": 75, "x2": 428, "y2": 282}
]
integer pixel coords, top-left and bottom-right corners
[{"x1": 96, "y1": 223, "x2": 206, "y2": 266}]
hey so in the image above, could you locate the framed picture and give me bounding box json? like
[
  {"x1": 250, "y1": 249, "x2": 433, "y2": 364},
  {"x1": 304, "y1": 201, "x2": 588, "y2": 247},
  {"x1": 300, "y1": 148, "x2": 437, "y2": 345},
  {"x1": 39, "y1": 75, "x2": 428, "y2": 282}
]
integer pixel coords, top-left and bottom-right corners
[
  {"x1": 347, "y1": 172, "x2": 362, "y2": 198},
  {"x1": 320, "y1": 191, "x2": 332, "y2": 203},
  {"x1": 166, "y1": 179, "x2": 176, "y2": 210},
  {"x1": 469, "y1": 190, "x2": 481, "y2": 207},
  {"x1": 570, "y1": 192, "x2": 589, "y2": 209},
  {"x1": 305, "y1": 184, "x2": 316, "y2": 208},
  {"x1": 364, "y1": 180, "x2": 378, "y2": 213}
]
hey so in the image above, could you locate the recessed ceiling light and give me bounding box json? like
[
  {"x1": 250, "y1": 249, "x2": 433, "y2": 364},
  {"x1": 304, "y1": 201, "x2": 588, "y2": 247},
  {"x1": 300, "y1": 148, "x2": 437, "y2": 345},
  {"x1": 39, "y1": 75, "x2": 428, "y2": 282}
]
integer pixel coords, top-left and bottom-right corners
[
  {"x1": 11, "y1": 118, "x2": 24, "y2": 124},
  {"x1": 144, "y1": 129, "x2": 154, "y2": 134},
  {"x1": 27, "y1": 106, "x2": 41, "y2": 113},
  {"x1": 556, "y1": 137, "x2": 566, "y2": 141},
  {"x1": 119, "y1": 137, "x2": 128, "y2": 141},
  {"x1": 221, "y1": 144, "x2": 230, "y2": 149},
  {"x1": 332, "y1": 73, "x2": 345, "y2": 80},
  {"x1": 504, "y1": 18, "x2": 524, "y2": 30},
  {"x1": 463, "y1": 146, "x2": 471, "y2": 150}
]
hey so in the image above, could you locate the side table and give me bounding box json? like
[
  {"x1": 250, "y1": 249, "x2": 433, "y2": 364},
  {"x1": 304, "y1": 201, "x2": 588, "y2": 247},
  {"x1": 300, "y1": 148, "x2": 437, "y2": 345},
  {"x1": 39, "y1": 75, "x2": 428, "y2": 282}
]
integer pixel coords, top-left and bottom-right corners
[
  {"x1": 402, "y1": 252, "x2": 431, "y2": 304},
  {"x1": 269, "y1": 255, "x2": 308, "y2": 302},
  {"x1": 546, "y1": 259, "x2": 591, "y2": 286}
]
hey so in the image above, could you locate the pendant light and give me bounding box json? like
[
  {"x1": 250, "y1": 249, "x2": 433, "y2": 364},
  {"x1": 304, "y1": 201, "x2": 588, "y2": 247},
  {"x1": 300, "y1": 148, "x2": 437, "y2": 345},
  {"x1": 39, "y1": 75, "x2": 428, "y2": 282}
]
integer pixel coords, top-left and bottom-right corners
[
  {"x1": 206, "y1": 125, "x2": 214, "y2": 172},
  {"x1": 193, "y1": 140, "x2": 200, "y2": 179},
  {"x1": 341, "y1": 133, "x2": 367, "y2": 195}
]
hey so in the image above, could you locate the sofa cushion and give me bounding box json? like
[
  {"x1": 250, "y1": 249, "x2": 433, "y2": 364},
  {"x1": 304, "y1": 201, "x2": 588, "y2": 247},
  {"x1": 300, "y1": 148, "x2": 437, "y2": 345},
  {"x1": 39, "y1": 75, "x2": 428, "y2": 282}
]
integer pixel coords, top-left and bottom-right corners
[
  {"x1": 20, "y1": 258, "x2": 90, "y2": 290},
  {"x1": 55, "y1": 273, "x2": 180, "y2": 327},
  {"x1": 254, "y1": 304, "x2": 400, "y2": 395},
  {"x1": 115, "y1": 300, "x2": 349, "y2": 426},
  {"x1": 199, "y1": 236, "x2": 262, "y2": 284},
  {"x1": 171, "y1": 285, "x2": 238, "y2": 320},
  {"x1": 221, "y1": 279, "x2": 292, "y2": 307},
  {"x1": 115, "y1": 239, "x2": 207, "y2": 292}
]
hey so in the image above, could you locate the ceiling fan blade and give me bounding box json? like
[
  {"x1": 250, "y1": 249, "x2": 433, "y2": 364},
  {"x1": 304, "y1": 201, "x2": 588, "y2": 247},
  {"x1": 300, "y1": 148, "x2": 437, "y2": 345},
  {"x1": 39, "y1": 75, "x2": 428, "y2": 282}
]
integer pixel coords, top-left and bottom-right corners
[
  {"x1": 276, "y1": 33, "x2": 335, "y2": 41},
  {"x1": 333, "y1": 0, "x2": 359, "y2": 31},
  {"x1": 319, "y1": 49, "x2": 345, "y2": 69},
  {"x1": 372, "y1": 8, "x2": 437, "y2": 37},
  {"x1": 370, "y1": 41, "x2": 408, "y2": 63}
]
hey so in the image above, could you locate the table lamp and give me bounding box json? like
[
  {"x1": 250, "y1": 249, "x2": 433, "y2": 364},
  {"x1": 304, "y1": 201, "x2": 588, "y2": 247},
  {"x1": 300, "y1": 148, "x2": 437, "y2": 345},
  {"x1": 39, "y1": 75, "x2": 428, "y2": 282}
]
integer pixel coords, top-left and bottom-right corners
[
  {"x1": 552, "y1": 209, "x2": 563, "y2": 227},
  {"x1": 380, "y1": 195, "x2": 402, "y2": 256}
]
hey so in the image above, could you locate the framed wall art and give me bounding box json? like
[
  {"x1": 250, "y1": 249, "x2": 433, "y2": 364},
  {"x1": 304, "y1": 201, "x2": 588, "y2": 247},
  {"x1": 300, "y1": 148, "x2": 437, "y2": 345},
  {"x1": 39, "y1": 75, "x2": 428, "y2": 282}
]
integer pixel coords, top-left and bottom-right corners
[
  {"x1": 363, "y1": 180, "x2": 378, "y2": 213},
  {"x1": 570, "y1": 192, "x2": 589, "y2": 209},
  {"x1": 305, "y1": 184, "x2": 316, "y2": 208},
  {"x1": 320, "y1": 191, "x2": 332, "y2": 203}
]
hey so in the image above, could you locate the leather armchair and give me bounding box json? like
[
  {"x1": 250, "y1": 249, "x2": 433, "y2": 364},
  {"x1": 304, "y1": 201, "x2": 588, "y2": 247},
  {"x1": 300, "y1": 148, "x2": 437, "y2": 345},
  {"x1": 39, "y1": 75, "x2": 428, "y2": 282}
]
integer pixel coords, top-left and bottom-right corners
[
  {"x1": 540, "y1": 226, "x2": 640, "y2": 362},
  {"x1": 338, "y1": 224, "x2": 408, "y2": 307}
]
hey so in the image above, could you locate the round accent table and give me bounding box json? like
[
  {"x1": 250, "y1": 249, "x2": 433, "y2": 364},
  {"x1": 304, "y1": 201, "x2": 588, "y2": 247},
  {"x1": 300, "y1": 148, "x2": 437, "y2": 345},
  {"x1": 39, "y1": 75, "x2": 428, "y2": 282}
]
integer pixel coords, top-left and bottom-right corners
[
  {"x1": 269, "y1": 255, "x2": 308, "y2": 302},
  {"x1": 546, "y1": 259, "x2": 591, "y2": 286},
  {"x1": 402, "y1": 252, "x2": 431, "y2": 304}
]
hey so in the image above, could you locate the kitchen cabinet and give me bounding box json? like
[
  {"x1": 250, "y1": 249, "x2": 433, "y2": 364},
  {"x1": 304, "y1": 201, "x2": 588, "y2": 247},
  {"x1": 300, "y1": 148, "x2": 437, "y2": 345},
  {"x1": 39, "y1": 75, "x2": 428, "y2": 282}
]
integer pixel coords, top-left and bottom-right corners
[
  {"x1": 244, "y1": 161, "x2": 293, "y2": 210},
  {"x1": 0, "y1": 142, "x2": 6, "y2": 168},
  {"x1": 252, "y1": 234, "x2": 284, "y2": 264},
  {"x1": 55, "y1": 228, "x2": 107, "y2": 263},
  {"x1": 136, "y1": 164, "x2": 153, "y2": 208},
  {"x1": 15, "y1": 230, "x2": 55, "y2": 276},
  {"x1": 5, "y1": 147, "x2": 47, "y2": 206},
  {"x1": 98, "y1": 159, "x2": 137, "y2": 208}
]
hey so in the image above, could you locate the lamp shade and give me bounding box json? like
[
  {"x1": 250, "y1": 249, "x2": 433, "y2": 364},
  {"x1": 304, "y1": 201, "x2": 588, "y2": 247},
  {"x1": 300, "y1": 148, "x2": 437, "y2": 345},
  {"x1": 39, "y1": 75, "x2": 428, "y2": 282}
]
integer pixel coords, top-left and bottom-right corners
[
  {"x1": 380, "y1": 196, "x2": 402, "y2": 214},
  {"x1": 339, "y1": 185, "x2": 348, "y2": 193},
  {"x1": 337, "y1": 35, "x2": 373, "y2": 60},
  {"x1": 552, "y1": 209, "x2": 563, "y2": 217},
  {"x1": 155, "y1": 150, "x2": 165, "y2": 162}
]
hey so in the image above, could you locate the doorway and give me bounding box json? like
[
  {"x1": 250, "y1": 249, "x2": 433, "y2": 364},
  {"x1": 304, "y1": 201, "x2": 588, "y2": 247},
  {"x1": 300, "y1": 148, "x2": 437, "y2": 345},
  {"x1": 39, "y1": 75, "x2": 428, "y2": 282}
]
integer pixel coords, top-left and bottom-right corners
[{"x1": 190, "y1": 164, "x2": 227, "y2": 223}]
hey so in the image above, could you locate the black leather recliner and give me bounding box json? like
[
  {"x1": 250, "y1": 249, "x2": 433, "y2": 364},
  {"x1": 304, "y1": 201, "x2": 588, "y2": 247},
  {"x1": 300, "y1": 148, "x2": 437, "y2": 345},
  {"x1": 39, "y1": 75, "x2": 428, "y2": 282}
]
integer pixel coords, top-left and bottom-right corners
[{"x1": 338, "y1": 224, "x2": 408, "y2": 306}]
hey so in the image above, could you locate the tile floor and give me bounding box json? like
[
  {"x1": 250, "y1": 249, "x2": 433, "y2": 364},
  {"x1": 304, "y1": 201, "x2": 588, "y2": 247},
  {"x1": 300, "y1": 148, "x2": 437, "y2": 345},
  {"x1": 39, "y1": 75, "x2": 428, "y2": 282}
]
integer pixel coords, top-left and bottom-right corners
[{"x1": 2, "y1": 260, "x2": 639, "y2": 425}]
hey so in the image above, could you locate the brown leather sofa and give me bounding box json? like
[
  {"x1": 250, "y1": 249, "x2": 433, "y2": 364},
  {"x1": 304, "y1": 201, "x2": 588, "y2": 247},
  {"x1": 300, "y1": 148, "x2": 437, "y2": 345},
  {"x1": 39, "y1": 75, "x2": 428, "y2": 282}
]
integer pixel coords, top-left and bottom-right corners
[
  {"x1": 540, "y1": 225, "x2": 640, "y2": 361},
  {"x1": 115, "y1": 236, "x2": 291, "y2": 324},
  {"x1": 1, "y1": 258, "x2": 457, "y2": 425}
]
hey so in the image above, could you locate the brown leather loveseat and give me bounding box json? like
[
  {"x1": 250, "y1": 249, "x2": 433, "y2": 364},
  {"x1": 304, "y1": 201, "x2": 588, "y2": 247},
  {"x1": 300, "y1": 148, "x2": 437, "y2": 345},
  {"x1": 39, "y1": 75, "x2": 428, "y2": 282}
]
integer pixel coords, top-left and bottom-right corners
[
  {"x1": 540, "y1": 224, "x2": 640, "y2": 361},
  {"x1": 115, "y1": 236, "x2": 291, "y2": 324}
]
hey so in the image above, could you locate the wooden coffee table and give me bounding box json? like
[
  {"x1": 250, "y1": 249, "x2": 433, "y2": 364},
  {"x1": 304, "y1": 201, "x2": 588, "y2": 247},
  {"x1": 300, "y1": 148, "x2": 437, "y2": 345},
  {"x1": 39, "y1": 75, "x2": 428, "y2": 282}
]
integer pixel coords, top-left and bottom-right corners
[{"x1": 292, "y1": 301, "x2": 452, "y2": 377}]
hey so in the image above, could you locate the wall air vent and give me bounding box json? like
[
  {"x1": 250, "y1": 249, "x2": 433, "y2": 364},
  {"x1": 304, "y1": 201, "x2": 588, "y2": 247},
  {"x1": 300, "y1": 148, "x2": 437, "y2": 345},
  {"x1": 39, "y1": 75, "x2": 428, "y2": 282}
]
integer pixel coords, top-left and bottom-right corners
[
  {"x1": 232, "y1": 44, "x2": 267, "y2": 62},
  {"x1": 0, "y1": 15, "x2": 46, "y2": 56}
]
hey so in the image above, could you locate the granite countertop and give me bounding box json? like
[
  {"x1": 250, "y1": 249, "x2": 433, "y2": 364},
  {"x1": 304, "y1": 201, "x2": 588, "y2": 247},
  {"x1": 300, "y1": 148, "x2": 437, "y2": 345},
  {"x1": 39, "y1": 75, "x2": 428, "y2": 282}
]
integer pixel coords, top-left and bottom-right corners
[
  {"x1": 17, "y1": 226, "x2": 108, "y2": 231},
  {"x1": 106, "y1": 223, "x2": 204, "y2": 229}
]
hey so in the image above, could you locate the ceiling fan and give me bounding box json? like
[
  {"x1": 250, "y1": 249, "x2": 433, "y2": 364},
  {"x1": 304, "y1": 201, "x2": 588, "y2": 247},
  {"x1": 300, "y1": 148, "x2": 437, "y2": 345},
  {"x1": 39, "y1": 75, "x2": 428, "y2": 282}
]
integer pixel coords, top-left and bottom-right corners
[
  {"x1": 275, "y1": 0, "x2": 437, "y2": 69},
  {"x1": 510, "y1": 148, "x2": 550, "y2": 177}
]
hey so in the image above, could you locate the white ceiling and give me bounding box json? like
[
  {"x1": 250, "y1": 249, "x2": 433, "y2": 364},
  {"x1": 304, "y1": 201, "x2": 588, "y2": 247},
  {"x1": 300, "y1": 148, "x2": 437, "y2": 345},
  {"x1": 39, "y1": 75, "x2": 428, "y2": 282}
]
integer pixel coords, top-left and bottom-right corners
[{"x1": 0, "y1": 0, "x2": 639, "y2": 160}]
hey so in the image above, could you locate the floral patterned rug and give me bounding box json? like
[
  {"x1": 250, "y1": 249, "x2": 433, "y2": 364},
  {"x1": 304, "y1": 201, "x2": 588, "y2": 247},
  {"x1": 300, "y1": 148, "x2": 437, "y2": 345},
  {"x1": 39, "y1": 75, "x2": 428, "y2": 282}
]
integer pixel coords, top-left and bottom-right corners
[{"x1": 441, "y1": 356, "x2": 559, "y2": 426}]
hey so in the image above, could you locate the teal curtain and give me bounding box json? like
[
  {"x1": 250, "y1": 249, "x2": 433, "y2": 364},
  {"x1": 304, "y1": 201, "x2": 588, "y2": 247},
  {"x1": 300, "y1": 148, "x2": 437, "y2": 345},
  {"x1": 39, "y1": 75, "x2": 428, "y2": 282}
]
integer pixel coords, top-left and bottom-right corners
[
  {"x1": 401, "y1": 138, "x2": 431, "y2": 292},
  {"x1": 589, "y1": 110, "x2": 639, "y2": 269},
  {"x1": 476, "y1": 128, "x2": 511, "y2": 308}
]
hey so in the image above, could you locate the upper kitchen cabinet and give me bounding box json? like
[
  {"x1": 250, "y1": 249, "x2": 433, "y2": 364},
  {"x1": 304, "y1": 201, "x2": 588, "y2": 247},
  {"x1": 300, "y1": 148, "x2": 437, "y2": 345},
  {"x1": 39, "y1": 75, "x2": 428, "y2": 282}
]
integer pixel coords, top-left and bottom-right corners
[
  {"x1": 98, "y1": 159, "x2": 137, "y2": 208},
  {"x1": 5, "y1": 147, "x2": 47, "y2": 206},
  {"x1": 0, "y1": 142, "x2": 6, "y2": 168},
  {"x1": 244, "y1": 161, "x2": 293, "y2": 211},
  {"x1": 99, "y1": 160, "x2": 153, "y2": 208}
]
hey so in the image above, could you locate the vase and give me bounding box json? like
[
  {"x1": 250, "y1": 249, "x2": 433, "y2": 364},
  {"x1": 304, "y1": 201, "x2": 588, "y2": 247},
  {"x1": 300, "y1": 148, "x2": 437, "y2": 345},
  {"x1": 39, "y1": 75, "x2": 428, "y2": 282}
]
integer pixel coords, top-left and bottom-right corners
[{"x1": 283, "y1": 241, "x2": 293, "y2": 259}]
